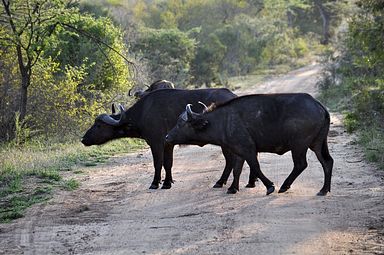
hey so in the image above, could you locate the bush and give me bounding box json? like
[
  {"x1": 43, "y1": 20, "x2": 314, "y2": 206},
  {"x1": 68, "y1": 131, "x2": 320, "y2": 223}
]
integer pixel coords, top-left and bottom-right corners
[
  {"x1": 132, "y1": 28, "x2": 196, "y2": 86},
  {"x1": 318, "y1": 0, "x2": 384, "y2": 169}
]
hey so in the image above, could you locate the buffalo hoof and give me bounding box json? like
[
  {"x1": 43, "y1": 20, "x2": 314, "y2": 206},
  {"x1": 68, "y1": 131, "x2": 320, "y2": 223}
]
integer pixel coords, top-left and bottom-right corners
[
  {"x1": 149, "y1": 183, "x2": 159, "y2": 189},
  {"x1": 213, "y1": 182, "x2": 224, "y2": 188},
  {"x1": 316, "y1": 190, "x2": 329, "y2": 196},
  {"x1": 245, "y1": 182, "x2": 256, "y2": 188},
  {"x1": 266, "y1": 186, "x2": 275, "y2": 195},
  {"x1": 278, "y1": 186, "x2": 290, "y2": 193},
  {"x1": 227, "y1": 187, "x2": 238, "y2": 194},
  {"x1": 161, "y1": 182, "x2": 172, "y2": 189}
]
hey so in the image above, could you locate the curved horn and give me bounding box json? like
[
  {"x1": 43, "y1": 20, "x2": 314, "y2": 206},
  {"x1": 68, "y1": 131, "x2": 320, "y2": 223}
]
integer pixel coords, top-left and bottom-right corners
[
  {"x1": 118, "y1": 104, "x2": 125, "y2": 112},
  {"x1": 128, "y1": 88, "x2": 133, "y2": 96},
  {"x1": 186, "y1": 104, "x2": 193, "y2": 115},
  {"x1": 198, "y1": 101, "x2": 208, "y2": 113},
  {"x1": 97, "y1": 114, "x2": 121, "y2": 126},
  {"x1": 118, "y1": 104, "x2": 126, "y2": 123}
]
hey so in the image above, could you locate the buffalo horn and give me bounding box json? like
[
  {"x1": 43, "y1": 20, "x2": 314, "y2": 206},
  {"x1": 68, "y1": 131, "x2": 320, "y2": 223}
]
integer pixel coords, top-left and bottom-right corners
[
  {"x1": 99, "y1": 104, "x2": 126, "y2": 126},
  {"x1": 118, "y1": 104, "x2": 126, "y2": 123},
  {"x1": 128, "y1": 88, "x2": 133, "y2": 96},
  {"x1": 119, "y1": 104, "x2": 125, "y2": 112},
  {"x1": 186, "y1": 104, "x2": 196, "y2": 120},
  {"x1": 186, "y1": 104, "x2": 193, "y2": 115},
  {"x1": 98, "y1": 114, "x2": 121, "y2": 126},
  {"x1": 198, "y1": 101, "x2": 208, "y2": 113}
]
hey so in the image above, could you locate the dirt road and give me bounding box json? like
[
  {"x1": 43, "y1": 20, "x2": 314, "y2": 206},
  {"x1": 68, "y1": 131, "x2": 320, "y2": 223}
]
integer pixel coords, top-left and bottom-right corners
[{"x1": 1, "y1": 64, "x2": 383, "y2": 255}]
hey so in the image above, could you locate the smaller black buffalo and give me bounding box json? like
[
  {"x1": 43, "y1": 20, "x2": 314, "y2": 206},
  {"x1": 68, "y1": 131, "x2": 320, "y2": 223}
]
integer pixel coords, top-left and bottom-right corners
[
  {"x1": 82, "y1": 88, "x2": 247, "y2": 190},
  {"x1": 166, "y1": 93, "x2": 334, "y2": 196},
  {"x1": 130, "y1": 80, "x2": 175, "y2": 99}
]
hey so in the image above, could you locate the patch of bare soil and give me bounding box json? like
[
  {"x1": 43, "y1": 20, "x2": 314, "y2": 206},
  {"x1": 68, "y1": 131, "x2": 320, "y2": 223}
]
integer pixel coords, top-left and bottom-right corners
[{"x1": 0, "y1": 64, "x2": 383, "y2": 255}]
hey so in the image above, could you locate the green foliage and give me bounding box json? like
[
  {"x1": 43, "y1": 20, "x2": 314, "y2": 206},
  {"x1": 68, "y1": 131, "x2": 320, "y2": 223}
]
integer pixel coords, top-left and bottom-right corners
[
  {"x1": 45, "y1": 14, "x2": 131, "y2": 92},
  {"x1": 191, "y1": 34, "x2": 226, "y2": 86},
  {"x1": 132, "y1": 28, "x2": 196, "y2": 85},
  {"x1": 344, "y1": 112, "x2": 359, "y2": 133},
  {"x1": 140, "y1": 0, "x2": 317, "y2": 85},
  {"x1": 13, "y1": 112, "x2": 34, "y2": 146},
  {"x1": 82, "y1": 0, "x2": 332, "y2": 87},
  {"x1": 0, "y1": 1, "x2": 133, "y2": 142},
  {"x1": 28, "y1": 58, "x2": 94, "y2": 137},
  {"x1": 359, "y1": 127, "x2": 384, "y2": 168}
]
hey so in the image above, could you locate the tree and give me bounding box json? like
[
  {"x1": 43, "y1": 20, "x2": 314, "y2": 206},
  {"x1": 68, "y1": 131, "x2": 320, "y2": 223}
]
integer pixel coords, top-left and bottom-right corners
[
  {"x1": 132, "y1": 28, "x2": 196, "y2": 85},
  {"x1": 191, "y1": 34, "x2": 226, "y2": 86},
  {"x1": 0, "y1": 0, "x2": 74, "y2": 121},
  {"x1": 314, "y1": 0, "x2": 331, "y2": 45},
  {"x1": 0, "y1": 0, "x2": 133, "y2": 140},
  {"x1": 43, "y1": 15, "x2": 130, "y2": 92}
]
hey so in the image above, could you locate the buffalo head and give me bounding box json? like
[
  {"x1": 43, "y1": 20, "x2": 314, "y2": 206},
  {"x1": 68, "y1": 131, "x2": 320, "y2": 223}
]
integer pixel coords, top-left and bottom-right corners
[
  {"x1": 165, "y1": 102, "x2": 209, "y2": 146},
  {"x1": 81, "y1": 104, "x2": 127, "y2": 146},
  {"x1": 133, "y1": 80, "x2": 175, "y2": 99}
]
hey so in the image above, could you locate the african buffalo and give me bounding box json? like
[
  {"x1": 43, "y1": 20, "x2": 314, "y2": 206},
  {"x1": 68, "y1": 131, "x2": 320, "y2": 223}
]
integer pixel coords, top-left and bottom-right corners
[
  {"x1": 81, "y1": 88, "x2": 252, "y2": 190},
  {"x1": 166, "y1": 93, "x2": 334, "y2": 195},
  {"x1": 130, "y1": 80, "x2": 175, "y2": 99}
]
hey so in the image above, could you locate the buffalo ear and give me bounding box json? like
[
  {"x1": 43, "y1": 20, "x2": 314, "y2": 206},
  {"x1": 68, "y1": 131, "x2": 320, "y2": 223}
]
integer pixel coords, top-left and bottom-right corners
[{"x1": 191, "y1": 117, "x2": 209, "y2": 130}]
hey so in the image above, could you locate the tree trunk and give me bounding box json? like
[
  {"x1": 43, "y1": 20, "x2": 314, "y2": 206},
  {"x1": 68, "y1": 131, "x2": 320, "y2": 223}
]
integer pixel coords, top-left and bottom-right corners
[
  {"x1": 19, "y1": 73, "x2": 29, "y2": 121},
  {"x1": 15, "y1": 43, "x2": 31, "y2": 122},
  {"x1": 287, "y1": 9, "x2": 294, "y2": 28},
  {"x1": 315, "y1": 0, "x2": 330, "y2": 45},
  {"x1": 2, "y1": 0, "x2": 31, "y2": 122}
]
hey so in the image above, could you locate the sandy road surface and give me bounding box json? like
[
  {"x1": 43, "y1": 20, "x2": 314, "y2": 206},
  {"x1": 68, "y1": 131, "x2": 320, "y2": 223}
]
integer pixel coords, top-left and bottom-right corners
[{"x1": 1, "y1": 64, "x2": 383, "y2": 255}]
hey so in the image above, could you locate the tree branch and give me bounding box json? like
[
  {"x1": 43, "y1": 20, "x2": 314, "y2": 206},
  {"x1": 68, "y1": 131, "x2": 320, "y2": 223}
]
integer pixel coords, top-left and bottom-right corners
[{"x1": 60, "y1": 22, "x2": 137, "y2": 78}]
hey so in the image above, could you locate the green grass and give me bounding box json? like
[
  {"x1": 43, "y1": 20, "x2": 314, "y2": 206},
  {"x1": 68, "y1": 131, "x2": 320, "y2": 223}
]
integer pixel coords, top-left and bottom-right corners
[
  {"x1": 0, "y1": 138, "x2": 146, "y2": 223},
  {"x1": 62, "y1": 178, "x2": 80, "y2": 191},
  {"x1": 358, "y1": 126, "x2": 384, "y2": 169},
  {"x1": 0, "y1": 193, "x2": 50, "y2": 222}
]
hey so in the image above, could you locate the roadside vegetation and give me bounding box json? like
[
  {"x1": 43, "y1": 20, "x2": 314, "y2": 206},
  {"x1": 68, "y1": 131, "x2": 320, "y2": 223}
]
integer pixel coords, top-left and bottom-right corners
[
  {"x1": 0, "y1": 138, "x2": 144, "y2": 222},
  {"x1": 318, "y1": 0, "x2": 384, "y2": 169},
  {"x1": 1, "y1": 0, "x2": 377, "y2": 222}
]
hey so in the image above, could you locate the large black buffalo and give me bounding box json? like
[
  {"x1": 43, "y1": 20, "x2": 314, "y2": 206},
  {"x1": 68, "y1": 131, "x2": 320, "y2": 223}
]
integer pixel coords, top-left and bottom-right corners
[
  {"x1": 166, "y1": 93, "x2": 334, "y2": 196},
  {"x1": 130, "y1": 80, "x2": 175, "y2": 99},
  {"x1": 82, "y1": 88, "x2": 250, "y2": 190}
]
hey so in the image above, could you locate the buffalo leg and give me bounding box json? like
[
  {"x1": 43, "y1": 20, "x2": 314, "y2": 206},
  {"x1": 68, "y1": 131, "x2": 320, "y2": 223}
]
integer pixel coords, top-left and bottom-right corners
[
  {"x1": 227, "y1": 159, "x2": 242, "y2": 194},
  {"x1": 215, "y1": 148, "x2": 254, "y2": 189},
  {"x1": 228, "y1": 152, "x2": 274, "y2": 195},
  {"x1": 214, "y1": 147, "x2": 236, "y2": 188},
  {"x1": 162, "y1": 143, "x2": 175, "y2": 189},
  {"x1": 312, "y1": 138, "x2": 334, "y2": 196},
  {"x1": 149, "y1": 143, "x2": 164, "y2": 189},
  {"x1": 246, "y1": 155, "x2": 274, "y2": 195},
  {"x1": 279, "y1": 149, "x2": 308, "y2": 193},
  {"x1": 226, "y1": 156, "x2": 246, "y2": 193},
  {"x1": 245, "y1": 153, "x2": 259, "y2": 188}
]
